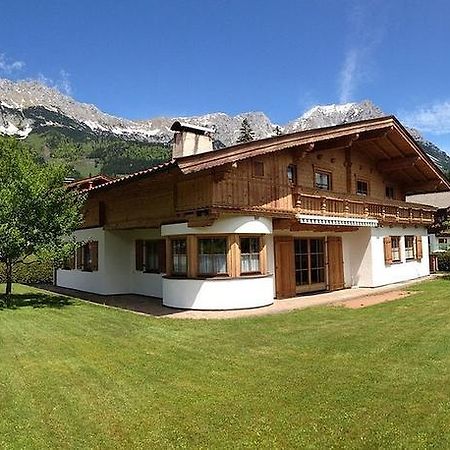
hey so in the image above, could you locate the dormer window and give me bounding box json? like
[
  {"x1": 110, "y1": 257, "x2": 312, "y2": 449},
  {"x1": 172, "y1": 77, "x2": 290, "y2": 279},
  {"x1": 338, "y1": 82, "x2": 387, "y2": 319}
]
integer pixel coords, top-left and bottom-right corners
[
  {"x1": 315, "y1": 171, "x2": 331, "y2": 190},
  {"x1": 357, "y1": 179, "x2": 369, "y2": 196}
]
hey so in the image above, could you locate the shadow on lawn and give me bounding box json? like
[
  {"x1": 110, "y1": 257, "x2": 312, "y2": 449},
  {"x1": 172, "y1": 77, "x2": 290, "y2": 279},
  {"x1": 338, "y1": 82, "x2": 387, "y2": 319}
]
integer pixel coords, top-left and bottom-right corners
[{"x1": 0, "y1": 293, "x2": 73, "y2": 310}]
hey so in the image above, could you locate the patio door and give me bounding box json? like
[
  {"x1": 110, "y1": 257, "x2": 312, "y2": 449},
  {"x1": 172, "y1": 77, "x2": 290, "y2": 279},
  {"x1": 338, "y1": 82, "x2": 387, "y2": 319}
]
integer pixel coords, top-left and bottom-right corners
[{"x1": 294, "y1": 238, "x2": 326, "y2": 294}]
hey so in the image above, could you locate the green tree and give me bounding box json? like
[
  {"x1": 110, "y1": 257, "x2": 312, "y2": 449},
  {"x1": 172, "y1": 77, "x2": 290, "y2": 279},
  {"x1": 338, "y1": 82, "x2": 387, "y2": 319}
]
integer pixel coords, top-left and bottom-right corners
[
  {"x1": 237, "y1": 118, "x2": 255, "y2": 143},
  {"x1": 275, "y1": 125, "x2": 282, "y2": 136},
  {"x1": 0, "y1": 137, "x2": 84, "y2": 301}
]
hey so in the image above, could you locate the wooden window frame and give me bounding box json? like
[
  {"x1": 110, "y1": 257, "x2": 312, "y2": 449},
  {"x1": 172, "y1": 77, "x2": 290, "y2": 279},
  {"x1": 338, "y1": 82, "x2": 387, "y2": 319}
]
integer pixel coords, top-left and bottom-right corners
[
  {"x1": 287, "y1": 164, "x2": 297, "y2": 185},
  {"x1": 385, "y1": 185, "x2": 395, "y2": 199},
  {"x1": 78, "y1": 241, "x2": 98, "y2": 272},
  {"x1": 391, "y1": 236, "x2": 401, "y2": 263},
  {"x1": 252, "y1": 160, "x2": 265, "y2": 178},
  {"x1": 239, "y1": 236, "x2": 263, "y2": 275},
  {"x1": 170, "y1": 237, "x2": 189, "y2": 277},
  {"x1": 314, "y1": 169, "x2": 332, "y2": 191},
  {"x1": 356, "y1": 178, "x2": 369, "y2": 196},
  {"x1": 405, "y1": 235, "x2": 416, "y2": 261},
  {"x1": 197, "y1": 236, "x2": 229, "y2": 278}
]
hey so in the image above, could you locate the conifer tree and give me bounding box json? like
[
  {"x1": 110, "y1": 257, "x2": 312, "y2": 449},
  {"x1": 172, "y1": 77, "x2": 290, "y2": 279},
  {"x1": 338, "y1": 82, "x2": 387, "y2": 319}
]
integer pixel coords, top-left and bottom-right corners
[{"x1": 237, "y1": 118, "x2": 255, "y2": 143}]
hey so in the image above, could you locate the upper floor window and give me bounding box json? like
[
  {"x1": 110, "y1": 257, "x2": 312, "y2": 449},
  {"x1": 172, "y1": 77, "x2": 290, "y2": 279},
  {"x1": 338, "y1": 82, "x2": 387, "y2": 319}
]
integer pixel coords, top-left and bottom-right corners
[
  {"x1": 287, "y1": 164, "x2": 297, "y2": 185},
  {"x1": 172, "y1": 239, "x2": 188, "y2": 276},
  {"x1": 240, "y1": 237, "x2": 261, "y2": 273},
  {"x1": 356, "y1": 179, "x2": 369, "y2": 196},
  {"x1": 252, "y1": 161, "x2": 265, "y2": 177},
  {"x1": 198, "y1": 238, "x2": 227, "y2": 276},
  {"x1": 315, "y1": 171, "x2": 331, "y2": 190},
  {"x1": 386, "y1": 186, "x2": 394, "y2": 199}
]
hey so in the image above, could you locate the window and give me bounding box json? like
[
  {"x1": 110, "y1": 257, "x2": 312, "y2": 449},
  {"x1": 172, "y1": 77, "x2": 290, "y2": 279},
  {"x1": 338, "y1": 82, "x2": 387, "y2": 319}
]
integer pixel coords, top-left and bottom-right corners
[
  {"x1": 356, "y1": 179, "x2": 369, "y2": 196},
  {"x1": 135, "y1": 240, "x2": 165, "y2": 273},
  {"x1": 386, "y1": 186, "x2": 394, "y2": 199},
  {"x1": 198, "y1": 238, "x2": 227, "y2": 276},
  {"x1": 63, "y1": 253, "x2": 75, "y2": 270},
  {"x1": 172, "y1": 239, "x2": 188, "y2": 275},
  {"x1": 405, "y1": 236, "x2": 415, "y2": 260},
  {"x1": 252, "y1": 161, "x2": 265, "y2": 177},
  {"x1": 391, "y1": 236, "x2": 401, "y2": 262},
  {"x1": 287, "y1": 164, "x2": 297, "y2": 185},
  {"x1": 438, "y1": 238, "x2": 449, "y2": 251},
  {"x1": 77, "y1": 241, "x2": 98, "y2": 272},
  {"x1": 240, "y1": 237, "x2": 261, "y2": 273},
  {"x1": 315, "y1": 171, "x2": 331, "y2": 190}
]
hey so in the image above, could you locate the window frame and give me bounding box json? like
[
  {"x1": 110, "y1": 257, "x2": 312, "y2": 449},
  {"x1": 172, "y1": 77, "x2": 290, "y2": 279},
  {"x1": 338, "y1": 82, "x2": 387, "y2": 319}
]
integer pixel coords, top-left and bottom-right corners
[
  {"x1": 171, "y1": 237, "x2": 188, "y2": 277},
  {"x1": 252, "y1": 160, "x2": 265, "y2": 178},
  {"x1": 404, "y1": 235, "x2": 416, "y2": 260},
  {"x1": 391, "y1": 236, "x2": 401, "y2": 263},
  {"x1": 197, "y1": 236, "x2": 229, "y2": 277},
  {"x1": 240, "y1": 236, "x2": 262, "y2": 275},
  {"x1": 356, "y1": 178, "x2": 369, "y2": 196},
  {"x1": 287, "y1": 164, "x2": 297, "y2": 185},
  {"x1": 314, "y1": 170, "x2": 332, "y2": 191}
]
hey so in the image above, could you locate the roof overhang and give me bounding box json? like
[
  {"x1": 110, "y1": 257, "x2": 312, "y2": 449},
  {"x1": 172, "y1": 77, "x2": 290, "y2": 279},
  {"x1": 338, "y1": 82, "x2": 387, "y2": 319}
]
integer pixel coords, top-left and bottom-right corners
[{"x1": 296, "y1": 214, "x2": 379, "y2": 227}]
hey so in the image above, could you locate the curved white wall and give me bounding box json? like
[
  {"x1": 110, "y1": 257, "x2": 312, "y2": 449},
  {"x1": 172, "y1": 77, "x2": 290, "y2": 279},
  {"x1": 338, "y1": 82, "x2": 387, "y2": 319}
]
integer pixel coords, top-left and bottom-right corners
[
  {"x1": 161, "y1": 215, "x2": 272, "y2": 236},
  {"x1": 163, "y1": 275, "x2": 274, "y2": 310}
]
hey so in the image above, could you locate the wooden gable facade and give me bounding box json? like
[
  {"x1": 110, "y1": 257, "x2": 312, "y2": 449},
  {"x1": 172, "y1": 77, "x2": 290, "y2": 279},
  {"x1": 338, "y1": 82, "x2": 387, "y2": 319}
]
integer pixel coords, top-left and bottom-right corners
[{"x1": 80, "y1": 116, "x2": 450, "y2": 231}]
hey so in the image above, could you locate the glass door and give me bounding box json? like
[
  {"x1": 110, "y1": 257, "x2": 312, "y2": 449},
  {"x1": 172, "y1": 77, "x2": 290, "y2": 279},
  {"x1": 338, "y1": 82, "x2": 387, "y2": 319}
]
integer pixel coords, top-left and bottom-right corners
[{"x1": 294, "y1": 238, "x2": 326, "y2": 293}]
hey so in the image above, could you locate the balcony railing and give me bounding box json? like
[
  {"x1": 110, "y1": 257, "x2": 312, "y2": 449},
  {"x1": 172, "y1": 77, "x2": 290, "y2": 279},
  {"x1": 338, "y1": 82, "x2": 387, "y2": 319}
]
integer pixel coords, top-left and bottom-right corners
[{"x1": 293, "y1": 187, "x2": 435, "y2": 225}]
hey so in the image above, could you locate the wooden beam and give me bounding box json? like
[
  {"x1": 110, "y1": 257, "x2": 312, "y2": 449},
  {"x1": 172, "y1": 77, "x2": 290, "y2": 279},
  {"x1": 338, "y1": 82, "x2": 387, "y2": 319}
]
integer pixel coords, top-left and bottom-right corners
[{"x1": 377, "y1": 156, "x2": 420, "y2": 172}]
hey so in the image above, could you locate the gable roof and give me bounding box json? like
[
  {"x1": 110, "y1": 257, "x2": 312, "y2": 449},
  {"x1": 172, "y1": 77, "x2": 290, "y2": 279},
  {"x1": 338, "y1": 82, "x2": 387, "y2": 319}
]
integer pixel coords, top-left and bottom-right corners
[{"x1": 84, "y1": 116, "x2": 450, "y2": 195}]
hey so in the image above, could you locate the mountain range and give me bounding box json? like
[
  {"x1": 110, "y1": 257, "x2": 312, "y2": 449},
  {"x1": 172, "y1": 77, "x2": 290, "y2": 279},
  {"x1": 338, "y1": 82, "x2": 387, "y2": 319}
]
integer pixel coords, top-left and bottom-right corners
[{"x1": 0, "y1": 78, "x2": 449, "y2": 177}]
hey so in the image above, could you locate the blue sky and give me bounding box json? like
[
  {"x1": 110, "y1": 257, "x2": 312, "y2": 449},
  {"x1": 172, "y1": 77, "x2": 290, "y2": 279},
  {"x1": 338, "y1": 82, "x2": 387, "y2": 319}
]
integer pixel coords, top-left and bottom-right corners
[{"x1": 1, "y1": 0, "x2": 450, "y2": 150}]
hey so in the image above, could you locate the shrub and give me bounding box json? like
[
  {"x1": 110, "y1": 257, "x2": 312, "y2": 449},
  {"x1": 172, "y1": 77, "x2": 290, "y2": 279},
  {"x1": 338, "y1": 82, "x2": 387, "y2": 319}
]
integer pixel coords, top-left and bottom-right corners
[
  {"x1": 0, "y1": 260, "x2": 54, "y2": 285},
  {"x1": 436, "y1": 251, "x2": 450, "y2": 272}
]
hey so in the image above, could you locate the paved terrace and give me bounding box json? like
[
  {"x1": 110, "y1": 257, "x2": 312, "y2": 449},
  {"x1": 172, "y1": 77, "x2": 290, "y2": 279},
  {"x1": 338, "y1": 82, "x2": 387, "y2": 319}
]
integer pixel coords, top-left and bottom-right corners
[{"x1": 41, "y1": 276, "x2": 433, "y2": 320}]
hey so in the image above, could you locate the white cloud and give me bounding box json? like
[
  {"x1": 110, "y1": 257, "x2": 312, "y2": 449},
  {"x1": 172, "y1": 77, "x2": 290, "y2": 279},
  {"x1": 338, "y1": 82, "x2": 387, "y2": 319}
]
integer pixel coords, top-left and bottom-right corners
[
  {"x1": 36, "y1": 69, "x2": 73, "y2": 96},
  {"x1": 0, "y1": 53, "x2": 25, "y2": 74},
  {"x1": 402, "y1": 101, "x2": 450, "y2": 135},
  {"x1": 337, "y1": 0, "x2": 387, "y2": 103}
]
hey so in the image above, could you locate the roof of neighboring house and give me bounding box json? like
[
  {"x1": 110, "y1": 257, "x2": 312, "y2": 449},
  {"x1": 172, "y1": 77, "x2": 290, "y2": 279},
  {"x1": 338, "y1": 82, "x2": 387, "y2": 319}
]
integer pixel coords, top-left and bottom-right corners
[
  {"x1": 83, "y1": 115, "x2": 450, "y2": 195},
  {"x1": 66, "y1": 174, "x2": 114, "y2": 191},
  {"x1": 407, "y1": 191, "x2": 450, "y2": 208}
]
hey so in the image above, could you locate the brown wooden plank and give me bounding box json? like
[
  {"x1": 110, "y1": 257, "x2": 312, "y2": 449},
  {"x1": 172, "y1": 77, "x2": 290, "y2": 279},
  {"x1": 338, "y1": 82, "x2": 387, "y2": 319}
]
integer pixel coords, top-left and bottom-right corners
[{"x1": 274, "y1": 236, "x2": 295, "y2": 298}]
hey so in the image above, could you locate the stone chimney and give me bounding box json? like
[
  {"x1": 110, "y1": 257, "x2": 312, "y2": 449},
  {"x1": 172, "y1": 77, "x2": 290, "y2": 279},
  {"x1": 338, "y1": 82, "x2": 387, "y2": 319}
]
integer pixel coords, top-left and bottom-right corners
[{"x1": 170, "y1": 121, "x2": 214, "y2": 158}]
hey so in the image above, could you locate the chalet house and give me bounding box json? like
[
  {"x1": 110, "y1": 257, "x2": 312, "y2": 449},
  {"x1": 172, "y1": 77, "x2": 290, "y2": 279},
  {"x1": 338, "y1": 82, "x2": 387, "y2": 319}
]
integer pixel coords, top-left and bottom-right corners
[{"x1": 57, "y1": 117, "x2": 450, "y2": 310}]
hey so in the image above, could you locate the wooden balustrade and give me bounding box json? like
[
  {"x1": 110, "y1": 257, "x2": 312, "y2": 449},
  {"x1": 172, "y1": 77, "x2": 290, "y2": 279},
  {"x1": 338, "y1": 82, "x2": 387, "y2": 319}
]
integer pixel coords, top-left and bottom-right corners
[{"x1": 294, "y1": 188, "x2": 435, "y2": 225}]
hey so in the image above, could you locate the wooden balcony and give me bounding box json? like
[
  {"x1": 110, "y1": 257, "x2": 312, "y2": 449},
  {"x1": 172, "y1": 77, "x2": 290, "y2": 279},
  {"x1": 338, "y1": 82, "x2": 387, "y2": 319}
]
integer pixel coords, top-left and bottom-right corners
[{"x1": 293, "y1": 187, "x2": 435, "y2": 225}]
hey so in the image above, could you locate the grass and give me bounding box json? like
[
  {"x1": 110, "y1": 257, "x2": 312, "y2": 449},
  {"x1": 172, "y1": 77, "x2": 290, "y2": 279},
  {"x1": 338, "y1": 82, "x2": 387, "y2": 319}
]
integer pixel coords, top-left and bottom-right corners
[{"x1": 1, "y1": 281, "x2": 450, "y2": 448}]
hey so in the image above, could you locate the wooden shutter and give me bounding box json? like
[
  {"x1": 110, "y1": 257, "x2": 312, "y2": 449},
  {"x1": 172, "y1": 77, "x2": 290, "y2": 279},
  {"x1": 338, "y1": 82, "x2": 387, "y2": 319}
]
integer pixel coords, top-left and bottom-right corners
[
  {"x1": 383, "y1": 236, "x2": 392, "y2": 265},
  {"x1": 135, "y1": 240, "x2": 144, "y2": 271},
  {"x1": 76, "y1": 246, "x2": 83, "y2": 270},
  {"x1": 416, "y1": 236, "x2": 423, "y2": 260},
  {"x1": 90, "y1": 241, "x2": 98, "y2": 271},
  {"x1": 158, "y1": 239, "x2": 166, "y2": 273},
  {"x1": 274, "y1": 236, "x2": 295, "y2": 298}
]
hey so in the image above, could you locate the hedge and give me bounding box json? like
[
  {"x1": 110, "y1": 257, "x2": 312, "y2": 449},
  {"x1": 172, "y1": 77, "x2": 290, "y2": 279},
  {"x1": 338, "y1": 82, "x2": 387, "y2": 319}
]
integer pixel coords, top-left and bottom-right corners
[
  {"x1": 0, "y1": 260, "x2": 54, "y2": 284},
  {"x1": 436, "y1": 251, "x2": 450, "y2": 272}
]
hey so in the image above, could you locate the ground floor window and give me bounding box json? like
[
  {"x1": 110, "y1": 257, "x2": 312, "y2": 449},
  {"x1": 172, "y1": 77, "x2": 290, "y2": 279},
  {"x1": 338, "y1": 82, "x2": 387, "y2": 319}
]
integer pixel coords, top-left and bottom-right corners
[
  {"x1": 198, "y1": 238, "x2": 227, "y2": 276},
  {"x1": 171, "y1": 239, "x2": 188, "y2": 276},
  {"x1": 405, "y1": 235, "x2": 416, "y2": 260},
  {"x1": 76, "y1": 241, "x2": 98, "y2": 272},
  {"x1": 135, "y1": 240, "x2": 166, "y2": 273},
  {"x1": 438, "y1": 237, "x2": 449, "y2": 251},
  {"x1": 391, "y1": 236, "x2": 401, "y2": 262},
  {"x1": 240, "y1": 237, "x2": 261, "y2": 273}
]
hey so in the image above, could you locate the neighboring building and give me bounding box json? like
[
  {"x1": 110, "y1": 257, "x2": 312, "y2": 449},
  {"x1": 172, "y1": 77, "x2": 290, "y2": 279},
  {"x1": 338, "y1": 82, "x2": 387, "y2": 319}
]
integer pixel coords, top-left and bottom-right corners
[
  {"x1": 66, "y1": 174, "x2": 114, "y2": 191},
  {"x1": 57, "y1": 117, "x2": 450, "y2": 310},
  {"x1": 407, "y1": 191, "x2": 450, "y2": 253}
]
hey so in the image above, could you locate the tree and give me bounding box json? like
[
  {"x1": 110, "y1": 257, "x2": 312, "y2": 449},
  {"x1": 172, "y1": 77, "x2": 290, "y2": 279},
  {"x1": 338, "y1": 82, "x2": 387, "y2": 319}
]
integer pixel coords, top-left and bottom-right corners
[
  {"x1": 237, "y1": 118, "x2": 255, "y2": 143},
  {"x1": 0, "y1": 137, "x2": 84, "y2": 301},
  {"x1": 275, "y1": 125, "x2": 282, "y2": 136}
]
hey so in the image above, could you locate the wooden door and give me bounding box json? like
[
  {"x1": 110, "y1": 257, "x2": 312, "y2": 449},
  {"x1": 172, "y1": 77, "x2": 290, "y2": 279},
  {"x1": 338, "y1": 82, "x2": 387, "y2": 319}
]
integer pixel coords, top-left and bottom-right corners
[
  {"x1": 327, "y1": 236, "x2": 344, "y2": 291},
  {"x1": 274, "y1": 236, "x2": 296, "y2": 298}
]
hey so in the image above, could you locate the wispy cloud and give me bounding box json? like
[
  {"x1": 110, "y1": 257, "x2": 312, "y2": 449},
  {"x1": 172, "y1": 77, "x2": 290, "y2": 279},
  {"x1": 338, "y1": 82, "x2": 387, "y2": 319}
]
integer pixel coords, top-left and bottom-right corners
[
  {"x1": 0, "y1": 53, "x2": 25, "y2": 75},
  {"x1": 338, "y1": 1, "x2": 387, "y2": 103},
  {"x1": 401, "y1": 101, "x2": 450, "y2": 134},
  {"x1": 37, "y1": 69, "x2": 73, "y2": 96}
]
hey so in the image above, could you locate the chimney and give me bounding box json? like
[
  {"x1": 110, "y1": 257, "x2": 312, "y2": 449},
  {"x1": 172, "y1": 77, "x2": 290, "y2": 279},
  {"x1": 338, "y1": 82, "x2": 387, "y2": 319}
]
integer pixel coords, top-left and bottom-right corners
[{"x1": 170, "y1": 121, "x2": 214, "y2": 158}]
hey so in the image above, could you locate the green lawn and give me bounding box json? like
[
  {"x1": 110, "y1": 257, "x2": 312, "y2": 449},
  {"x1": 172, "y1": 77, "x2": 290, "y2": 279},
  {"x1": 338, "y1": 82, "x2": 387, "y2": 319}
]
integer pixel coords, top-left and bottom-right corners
[{"x1": 1, "y1": 281, "x2": 450, "y2": 448}]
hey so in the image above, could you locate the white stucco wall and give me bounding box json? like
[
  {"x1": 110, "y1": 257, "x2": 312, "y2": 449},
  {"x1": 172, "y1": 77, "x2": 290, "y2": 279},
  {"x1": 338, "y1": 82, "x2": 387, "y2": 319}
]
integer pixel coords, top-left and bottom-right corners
[
  {"x1": 57, "y1": 228, "x2": 163, "y2": 297},
  {"x1": 162, "y1": 275, "x2": 274, "y2": 310}
]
